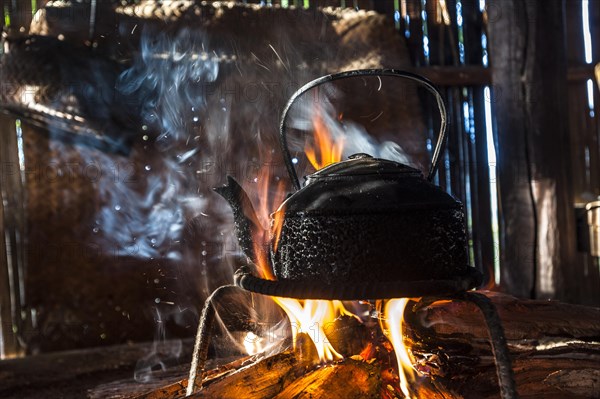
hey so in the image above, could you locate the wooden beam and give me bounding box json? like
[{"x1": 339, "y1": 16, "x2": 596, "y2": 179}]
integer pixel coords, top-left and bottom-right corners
[
  {"x1": 567, "y1": 64, "x2": 597, "y2": 82},
  {"x1": 411, "y1": 66, "x2": 492, "y2": 86},
  {"x1": 410, "y1": 65, "x2": 595, "y2": 87}
]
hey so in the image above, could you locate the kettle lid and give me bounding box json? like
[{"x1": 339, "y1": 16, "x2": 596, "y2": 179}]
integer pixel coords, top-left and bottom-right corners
[
  {"x1": 277, "y1": 154, "x2": 461, "y2": 216},
  {"x1": 306, "y1": 153, "x2": 421, "y2": 182}
]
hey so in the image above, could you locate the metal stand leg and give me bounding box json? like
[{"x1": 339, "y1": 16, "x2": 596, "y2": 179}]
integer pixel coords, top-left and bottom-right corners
[
  {"x1": 461, "y1": 291, "x2": 519, "y2": 399},
  {"x1": 186, "y1": 284, "x2": 239, "y2": 397}
]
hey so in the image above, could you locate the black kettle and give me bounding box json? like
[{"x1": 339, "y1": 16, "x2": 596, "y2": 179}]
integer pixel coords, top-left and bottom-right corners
[{"x1": 215, "y1": 69, "x2": 481, "y2": 300}]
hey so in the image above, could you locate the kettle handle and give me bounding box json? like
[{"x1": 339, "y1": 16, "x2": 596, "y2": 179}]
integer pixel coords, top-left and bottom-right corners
[{"x1": 279, "y1": 69, "x2": 447, "y2": 191}]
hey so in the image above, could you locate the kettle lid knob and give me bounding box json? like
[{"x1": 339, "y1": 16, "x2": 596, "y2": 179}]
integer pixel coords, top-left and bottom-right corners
[{"x1": 348, "y1": 153, "x2": 373, "y2": 160}]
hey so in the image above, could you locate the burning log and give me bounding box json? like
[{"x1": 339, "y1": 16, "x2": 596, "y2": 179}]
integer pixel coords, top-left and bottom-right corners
[
  {"x1": 272, "y1": 359, "x2": 381, "y2": 399},
  {"x1": 131, "y1": 355, "x2": 257, "y2": 399},
  {"x1": 142, "y1": 351, "x2": 381, "y2": 399},
  {"x1": 190, "y1": 352, "x2": 299, "y2": 399},
  {"x1": 323, "y1": 315, "x2": 370, "y2": 358},
  {"x1": 187, "y1": 326, "x2": 375, "y2": 399},
  {"x1": 190, "y1": 354, "x2": 382, "y2": 399}
]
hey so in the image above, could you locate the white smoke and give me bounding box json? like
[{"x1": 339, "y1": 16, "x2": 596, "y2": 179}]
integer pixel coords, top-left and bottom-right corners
[
  {"x1": 118, "y1": 27, "x2": 219, "y2": 149},
  {"x1": 81, "y1": 27, "x2": 219, "y2": 262},
  {"x1": 134, "y1": 307, "x2": 183, "y2": 383}
]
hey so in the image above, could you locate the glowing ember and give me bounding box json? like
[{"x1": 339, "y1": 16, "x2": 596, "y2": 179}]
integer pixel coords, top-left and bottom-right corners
[
  {"x1": 305, "y1": 107, "x2": 345, "y2": 170},
  {"x1": 383, "y1": 298, "x2": 417, "y2": 399}
]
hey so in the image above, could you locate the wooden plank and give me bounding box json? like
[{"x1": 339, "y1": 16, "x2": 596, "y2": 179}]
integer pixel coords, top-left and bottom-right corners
[
  {"x1": 0, "y1": 114, "x2": 29, "y2": 357},
  {"x1": 437, "y1": 1, "x2": 464, "y2": 203},
  {"x1": 425, "y1": 0, "x2": 445, "y2": 67},
  {"x1": 466, "y1": 1, "x2": 495, "y2": 283},
  {"x1": 0, "y1": 114, "x2": 21, "y2": 358},
  {"x1": 404, "y1": 0, "x2": 427, "y2": 67},
  {"x1": 568, "y1": 64, "x2": 597, "y2": 82},
  {"x1": 585, "y1": 0, "x2": 600, "y2": 306},
  {"x1": 449, "y1": 87, "x2": 467, "y2": 202},
  {"x1": 565, "y1": 80, "x2": 592, "y2": 203},
  {"x1": 591, "y1": 0, "x2": 600, "y2": 195}
]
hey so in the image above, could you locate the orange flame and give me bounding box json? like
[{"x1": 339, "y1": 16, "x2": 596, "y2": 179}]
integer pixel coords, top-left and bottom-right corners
[
  {"x1": 305, "y1": 108, "x2": 345, "y2": 170},
  {"x1": 245, "y1": 108, "x2": 423, "y2": 394},
  {"x1": 271, "y1": 209, "x2": 285, "y2": 253},
  {"x1": 251, "y1": 149, "x2": 351, "y2": 362},
  {"x1": 383, "y1": 298, "x2": 418, "y2": 399},
  {"x1": 252, "y1": 158, "x2": 286, "y2": 280},
  {"x1": 273, "y1": 298, "x2": 344, "y2": 362}
]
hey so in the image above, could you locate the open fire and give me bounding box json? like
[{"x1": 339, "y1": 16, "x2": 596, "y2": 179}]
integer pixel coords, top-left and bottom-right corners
[
  {"x1": 227, "y1": 102, "x2": 420, "y2": 397},
  {"x1": 182, "y1": 69, "x2": 518, "y2": 399}
]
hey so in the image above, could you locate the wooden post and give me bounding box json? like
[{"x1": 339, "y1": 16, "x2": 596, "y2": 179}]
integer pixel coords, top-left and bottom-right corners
[
  {"x1": 487, "y1": 0, "x2": 536, "y2": 297},
  {"x1": 488, "y1": 0, "x2": 586, "y2": 302}
]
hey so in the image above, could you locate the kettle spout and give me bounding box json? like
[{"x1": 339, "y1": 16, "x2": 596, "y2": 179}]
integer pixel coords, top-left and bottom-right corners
[{"x1": 214, "y1": 176, "x2": 269, "y2": 265}]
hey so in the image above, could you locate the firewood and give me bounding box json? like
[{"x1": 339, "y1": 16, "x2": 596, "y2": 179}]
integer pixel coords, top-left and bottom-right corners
[
  {"x1": 403, "y1": 291, "x2": 600, "y2": 398},
  {"x1": 132, "y1": 355, "x2": 257, "y2": 399},
  {"x1": 189, "y1": 351, "x2": 299, "y2": 399},
  {"x1": 272, "y1": 359, "x2": 381, "y2": 399},
  {"x1": 324, "y1": 315, "x2": 370, "y2": 358},
  {"x1": 132, "y1": 379, "x2": 187, "y2": 399}
]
